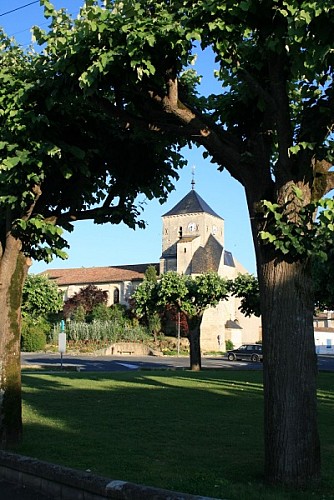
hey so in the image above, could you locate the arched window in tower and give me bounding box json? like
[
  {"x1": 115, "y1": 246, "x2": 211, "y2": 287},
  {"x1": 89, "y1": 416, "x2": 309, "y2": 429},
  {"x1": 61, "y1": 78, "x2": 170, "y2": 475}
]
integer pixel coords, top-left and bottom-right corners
[
  {"x1": 179, "y1": 226, "x2": 183, "y2": 238},
  {"x1": 113, "y1": 288, "x2": 120, "y2": 304}
]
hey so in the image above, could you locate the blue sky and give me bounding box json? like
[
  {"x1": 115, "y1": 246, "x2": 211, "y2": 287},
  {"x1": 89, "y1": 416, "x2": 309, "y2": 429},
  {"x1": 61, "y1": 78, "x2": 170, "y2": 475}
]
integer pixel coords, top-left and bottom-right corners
[{"x1": 0, "y1": 1, "x2": 256, "y2": 275}]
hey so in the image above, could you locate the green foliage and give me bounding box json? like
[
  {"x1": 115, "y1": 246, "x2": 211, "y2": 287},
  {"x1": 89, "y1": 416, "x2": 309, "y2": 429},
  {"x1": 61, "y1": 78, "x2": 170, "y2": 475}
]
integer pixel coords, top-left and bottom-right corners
[
  {"x1": 147, "y1": 312, "x2": 162, "y2": 340},
  {"x1": 259, "y1": 197, "x2": 334, "y2": 261},
  {"x1": 21, "y1": 317, "x2": 48, "y2": 352},
  {"x1": 144, "y1": 265, "x2": 158, "y2": 283},
  {"x1": 225, "y1": 339, "x2": 234, "y2": 351},
  {"x1": 312, "y1": 245, "x2": 334, "y2": 311},
  {"x1": 0, "y1": 7, "x2": 185, "y2": 264},
  {"x1": 88, "y1": 303, "x2": 112, "y2": 322},
  {"x1": 228, "y1": 274, "x2": 261, "y2": 317},
  {"x1": 229, "y1": 268, "x2": 334, "y2": 315},
  {"x1": 72, "y1": 305, "x2": 86, "y2": 323},
  {"x1": 133, "y1": 271, "x2": 229, "y2": 320},
  {"x1": 108, "y1": 304, "x2": 130, "y2": 323},
  {"x1": 2, "y1": 0, "x2": 333, "y2": 272},
  {"x1": 51, "y1": 319, "x2": 149, "y2": 344},
  {"x1": 1, "y1": 0, "x2": 333, "y2": 265},
  {"x1": 131, "y1": 279, "x2": 159, "y2": 321},
  {"x1": 22, "y1": 274, "x2": 63, "y2": 319}
]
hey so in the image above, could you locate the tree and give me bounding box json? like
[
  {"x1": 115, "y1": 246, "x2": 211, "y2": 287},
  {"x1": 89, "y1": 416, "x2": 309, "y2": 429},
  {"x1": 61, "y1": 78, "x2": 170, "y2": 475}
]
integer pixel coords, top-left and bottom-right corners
[
  {"x1": 29, "y1": 0, "x2": 334, "y2": 486},
  {"x1": 25, "y1": 0, "x2": 334, "y2": 486},
  {"x1": 21, "y1": 274, "x2": 63, "y2": 352},
  {"x1": 130, "y1": 272, "x2": 161, "y2": 341},
  {"x1": 144, "y1": 265, "x2": 158, "y2": 283},
  {"x1": 0, "y1": 6, "x2": 182, "y2": 446},
  {"x1": 63, "y1": 285, "x2": 108, "y2": 320},
  {"x1": 133, "y1": 271, "x2": 229, "y2": 370},
  {"x1": 21, "y1": 274, "x2": 63, "y2": 319},
  {"x1": 1, "y1": 0, "x2": 333, "y2": 486}
]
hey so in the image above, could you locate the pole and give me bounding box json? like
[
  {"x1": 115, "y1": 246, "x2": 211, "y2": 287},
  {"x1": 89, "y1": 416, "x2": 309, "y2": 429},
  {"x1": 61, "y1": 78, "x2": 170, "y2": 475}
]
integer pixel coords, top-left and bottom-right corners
[
  {"x1": 58, "y1": 320, "x2": 66, "y2": 369},
  {"x1": 177, "y1": 312, "x2": 180, "y2": 357}
]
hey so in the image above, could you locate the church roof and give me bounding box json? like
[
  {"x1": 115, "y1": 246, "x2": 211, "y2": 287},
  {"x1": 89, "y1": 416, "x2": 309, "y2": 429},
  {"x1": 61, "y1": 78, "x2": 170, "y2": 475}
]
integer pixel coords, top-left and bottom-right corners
[
  {"x1": 41, "y1": 263, "x2": 159, "y2": 286},
  {"x1": 225, "y1": 319, "x2": 242, "y2": 329},
  {"x1": 163, "y1": 190, "x2": 222, "y2": 219},
  {"x1": 191, "y1": 235, "x2": 235, "y2": 273}
]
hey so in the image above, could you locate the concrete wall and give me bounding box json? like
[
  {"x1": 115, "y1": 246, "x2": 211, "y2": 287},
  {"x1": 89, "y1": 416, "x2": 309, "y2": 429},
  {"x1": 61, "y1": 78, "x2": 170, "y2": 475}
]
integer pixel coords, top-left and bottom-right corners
[{"x1": 0, "y1": 451, "x2": 221, "y2": 500}]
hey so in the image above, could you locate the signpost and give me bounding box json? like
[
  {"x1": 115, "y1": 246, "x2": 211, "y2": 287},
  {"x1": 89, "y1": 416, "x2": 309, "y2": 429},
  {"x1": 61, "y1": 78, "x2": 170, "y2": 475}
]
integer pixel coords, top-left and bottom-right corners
[{"x1": 58, "y1": 320, "x2": 66, "y2": 369}]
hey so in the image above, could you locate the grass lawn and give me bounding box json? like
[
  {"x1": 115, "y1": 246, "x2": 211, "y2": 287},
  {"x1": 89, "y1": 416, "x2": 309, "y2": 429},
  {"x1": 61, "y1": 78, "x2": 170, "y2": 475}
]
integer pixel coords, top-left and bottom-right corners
[{"x1": 16, "y1": 370, "x2": 334, "y2": 500}]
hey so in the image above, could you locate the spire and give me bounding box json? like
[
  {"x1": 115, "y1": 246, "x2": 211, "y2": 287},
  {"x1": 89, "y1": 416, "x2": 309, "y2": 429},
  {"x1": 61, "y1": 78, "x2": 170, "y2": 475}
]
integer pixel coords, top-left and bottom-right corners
[{"x1": 191, "y1": 165, "x2": 195, "y2": 190}]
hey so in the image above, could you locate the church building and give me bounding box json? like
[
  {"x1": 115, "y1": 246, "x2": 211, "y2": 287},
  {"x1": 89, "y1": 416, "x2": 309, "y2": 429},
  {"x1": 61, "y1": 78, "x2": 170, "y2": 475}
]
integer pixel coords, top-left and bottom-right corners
[
  {"x1": 43, "y1": 186, "x2": 262, "y2": 351},
  {"x1": 159, "y1": 187, "x2": 261, "y2": 350}
]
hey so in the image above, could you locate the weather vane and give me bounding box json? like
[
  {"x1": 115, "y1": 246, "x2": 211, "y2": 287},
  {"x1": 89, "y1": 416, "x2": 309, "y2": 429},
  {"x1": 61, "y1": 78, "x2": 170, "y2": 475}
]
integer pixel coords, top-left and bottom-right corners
[{"x1": 191, "y1": 165, "x2": 195, "y2": 190}]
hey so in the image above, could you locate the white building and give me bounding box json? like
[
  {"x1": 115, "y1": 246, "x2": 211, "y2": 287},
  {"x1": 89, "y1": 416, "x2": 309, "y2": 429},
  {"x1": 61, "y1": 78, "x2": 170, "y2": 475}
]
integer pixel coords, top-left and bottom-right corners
[{"x1": 314, "y1": 311, "x2": 334, "y2": 354}]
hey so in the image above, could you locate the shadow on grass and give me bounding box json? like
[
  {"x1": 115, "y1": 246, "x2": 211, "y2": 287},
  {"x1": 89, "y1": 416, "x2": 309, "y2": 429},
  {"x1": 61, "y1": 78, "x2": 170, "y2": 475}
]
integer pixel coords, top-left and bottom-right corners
[{"x1": 17, "y1": 370, "x2": 334, "y2": 500}]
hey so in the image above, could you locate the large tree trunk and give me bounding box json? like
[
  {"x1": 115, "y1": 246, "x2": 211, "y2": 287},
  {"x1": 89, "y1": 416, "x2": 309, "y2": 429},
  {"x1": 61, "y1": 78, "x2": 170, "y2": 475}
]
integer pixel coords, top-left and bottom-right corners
[
  {"x1": 187, "y1": 314, "x2": 203, "y2": 371},
  {"x1": 0, "y1": 236, "x2": 29, "y2": 448},
  {"x1": 256, "y1": 238, "x2": 321, "y2": 486}
]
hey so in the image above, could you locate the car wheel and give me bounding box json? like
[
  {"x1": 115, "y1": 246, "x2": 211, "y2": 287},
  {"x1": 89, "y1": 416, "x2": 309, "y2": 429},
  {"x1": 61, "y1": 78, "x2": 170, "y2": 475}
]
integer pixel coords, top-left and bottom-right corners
[
  {"x1": 251, "y1": 354, "x2": 259, "y2": 362},
  {"x1": 227, "y1": 353, "x2": 236, "y2": 361}
]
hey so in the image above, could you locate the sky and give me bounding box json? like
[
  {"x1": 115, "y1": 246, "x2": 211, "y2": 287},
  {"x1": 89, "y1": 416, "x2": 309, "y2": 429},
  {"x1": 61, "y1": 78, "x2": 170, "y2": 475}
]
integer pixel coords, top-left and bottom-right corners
[{"x1": 0, "y1": 1, "x2": 257, "y2": 276}]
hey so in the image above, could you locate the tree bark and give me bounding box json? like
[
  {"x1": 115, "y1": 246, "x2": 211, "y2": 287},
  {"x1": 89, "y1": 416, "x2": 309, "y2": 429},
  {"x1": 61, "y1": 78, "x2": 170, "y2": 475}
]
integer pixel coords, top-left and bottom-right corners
[
  {"x1": 256, "y1": 241, "x2": 321, "y2": 486},
  {"x1": 0, "y1": 236, "x2": 29, "y2": 448},
  {"x1": 187, "y1": 315, "x2": 203, "y2": 371}
]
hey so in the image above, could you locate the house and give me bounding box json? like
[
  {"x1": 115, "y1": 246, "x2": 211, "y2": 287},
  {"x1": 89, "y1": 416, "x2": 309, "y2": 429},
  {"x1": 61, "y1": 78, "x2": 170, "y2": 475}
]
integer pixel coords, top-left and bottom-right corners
[
  {"x1": 314, "y1": 311, "x2": 334, "y2": 354},
  {"x1": 42, "y1": 186, "x2": 262, "y2": 351}
]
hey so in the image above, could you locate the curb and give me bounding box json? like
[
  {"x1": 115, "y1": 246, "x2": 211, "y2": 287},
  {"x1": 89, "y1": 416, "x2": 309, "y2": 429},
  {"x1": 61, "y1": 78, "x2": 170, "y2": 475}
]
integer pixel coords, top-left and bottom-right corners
[{"x1": 0, "y1": 451, "x2": 223, "y2": 500}]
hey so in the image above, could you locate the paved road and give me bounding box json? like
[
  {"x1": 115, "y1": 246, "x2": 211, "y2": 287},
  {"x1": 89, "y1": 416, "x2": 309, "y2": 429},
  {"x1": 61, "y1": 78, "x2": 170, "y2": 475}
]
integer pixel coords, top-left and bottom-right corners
[{"x1": 21, "y1": 353, "x2": 334, "y2": 372}]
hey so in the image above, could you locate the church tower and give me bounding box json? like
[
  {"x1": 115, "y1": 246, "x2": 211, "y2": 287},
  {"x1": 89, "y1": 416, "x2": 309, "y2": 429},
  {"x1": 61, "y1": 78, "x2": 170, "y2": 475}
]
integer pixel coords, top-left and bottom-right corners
[
  {"x1": 159, "y1": 187, "x2": 238, "y2": 277},
  {"x1": 159, "y1": 183, "x2": 262, "y2": 351}
]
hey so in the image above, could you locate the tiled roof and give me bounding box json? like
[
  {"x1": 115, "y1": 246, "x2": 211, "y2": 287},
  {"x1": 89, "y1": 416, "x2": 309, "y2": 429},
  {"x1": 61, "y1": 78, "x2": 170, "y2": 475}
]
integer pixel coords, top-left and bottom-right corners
[
  {"x1": 41, "y1": 263, "x2": 159, "y2": 286},
  {"x1": 163, "y1": 190, "x2": 222, "y2": 219}
]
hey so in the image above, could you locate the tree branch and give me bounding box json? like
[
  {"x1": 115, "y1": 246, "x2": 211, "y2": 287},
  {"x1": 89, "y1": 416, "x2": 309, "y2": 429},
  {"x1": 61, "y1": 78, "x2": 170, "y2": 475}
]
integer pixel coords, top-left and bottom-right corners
[
  {"x1": 268, "y1": 53, "x2": 294, "y2": 184},
  {"x1": 325, "y1": 171, "x2": 334, "y2": 194},
  {"x1": 52, "y1": 201, "x2": 138, "y2": 227}
]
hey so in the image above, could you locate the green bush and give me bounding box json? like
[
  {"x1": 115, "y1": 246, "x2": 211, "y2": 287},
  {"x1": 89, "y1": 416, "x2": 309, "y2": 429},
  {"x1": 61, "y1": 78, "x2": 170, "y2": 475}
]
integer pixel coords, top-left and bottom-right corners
[
  {"x1": 21, "y1": 318, "x2": 49, "y2": 352},
  {"x1": 225, "y1": 339, "x2": 234, "y2": 351},
  {"x1": 88, "y1": 303, "x2": 111, "y2": 322}
]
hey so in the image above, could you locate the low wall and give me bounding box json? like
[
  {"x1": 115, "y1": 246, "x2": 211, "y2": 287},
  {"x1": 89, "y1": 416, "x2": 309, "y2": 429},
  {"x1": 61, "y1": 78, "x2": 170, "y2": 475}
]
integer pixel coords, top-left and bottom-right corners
[
  {"x1": 0, "y1": 451, "x2": 223, "y2": 500},
  {"x1": 99, "y1": 342, "x2": 163, "y2": 356}
]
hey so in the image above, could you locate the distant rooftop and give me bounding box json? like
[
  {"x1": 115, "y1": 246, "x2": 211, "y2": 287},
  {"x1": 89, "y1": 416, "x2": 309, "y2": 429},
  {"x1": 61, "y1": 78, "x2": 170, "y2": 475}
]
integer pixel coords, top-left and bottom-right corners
[
  {"x1": 163, "y1": 190, "x2": 222, "y2": 219},
  {"x1": 41, "y1": 263, "x2": 159, "y2": 286}
]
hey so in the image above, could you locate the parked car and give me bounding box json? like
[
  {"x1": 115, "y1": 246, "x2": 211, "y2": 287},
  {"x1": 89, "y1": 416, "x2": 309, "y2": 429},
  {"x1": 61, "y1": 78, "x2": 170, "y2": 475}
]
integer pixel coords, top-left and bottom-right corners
[{"x1": 226, "y1": 344, "x2": 263, "y2": 362}]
